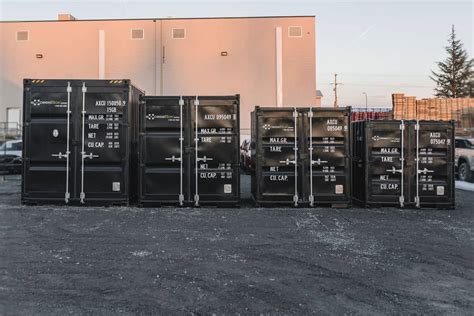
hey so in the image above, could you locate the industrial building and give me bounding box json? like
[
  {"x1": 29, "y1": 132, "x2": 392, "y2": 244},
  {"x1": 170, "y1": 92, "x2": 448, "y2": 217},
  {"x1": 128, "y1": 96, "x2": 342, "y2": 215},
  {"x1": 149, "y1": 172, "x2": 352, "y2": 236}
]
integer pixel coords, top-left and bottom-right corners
[{"x1": 0, "y1": 14, "x2": 317, "y2": 137}]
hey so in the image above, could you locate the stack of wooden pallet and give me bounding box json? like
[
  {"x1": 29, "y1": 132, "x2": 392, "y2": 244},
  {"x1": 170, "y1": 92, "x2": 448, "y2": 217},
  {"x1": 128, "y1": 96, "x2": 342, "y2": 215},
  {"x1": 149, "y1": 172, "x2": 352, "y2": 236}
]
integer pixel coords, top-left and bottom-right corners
[
  {"x1": 391, "y1": 94, "x2": 473, "y2": 123},
  {"x1": 417, "y1": 99, "x2": 429, "y2": 120},
  {"x1": 391, "y1": 93, "x2": 405, "y2": 120}
]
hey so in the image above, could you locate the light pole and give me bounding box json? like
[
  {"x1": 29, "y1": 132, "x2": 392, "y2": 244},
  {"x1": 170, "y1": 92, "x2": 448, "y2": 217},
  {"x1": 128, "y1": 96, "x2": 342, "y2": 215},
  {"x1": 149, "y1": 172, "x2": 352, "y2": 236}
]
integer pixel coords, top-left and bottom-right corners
[{"x1": 363, "y1": 92, "x2": 368, "y2": 120}]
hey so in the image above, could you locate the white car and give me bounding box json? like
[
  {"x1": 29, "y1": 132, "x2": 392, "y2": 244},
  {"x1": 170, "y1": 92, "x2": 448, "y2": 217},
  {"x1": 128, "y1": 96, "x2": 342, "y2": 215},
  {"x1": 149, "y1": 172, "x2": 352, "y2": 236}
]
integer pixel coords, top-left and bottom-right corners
[
  {"x1": 0, "y1": 139, "x2": 22, "y2": 174},
  {"x1": 455, "y1": 137, "x2": 474, "y2": 182},
  {"x1": 0, "y1": 139, "x2": 22, "y2": 157}
]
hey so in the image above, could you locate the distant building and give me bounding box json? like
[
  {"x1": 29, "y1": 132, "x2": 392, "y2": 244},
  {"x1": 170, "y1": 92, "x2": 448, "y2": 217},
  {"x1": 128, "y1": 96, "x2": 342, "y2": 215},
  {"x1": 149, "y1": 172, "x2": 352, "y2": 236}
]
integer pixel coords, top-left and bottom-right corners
[
  {"x1": 0, "y1": 14, "x2": 317, "y2": 137},
  {"x1": 315, "y1": 90, "x2": 323, "y2": 106}
]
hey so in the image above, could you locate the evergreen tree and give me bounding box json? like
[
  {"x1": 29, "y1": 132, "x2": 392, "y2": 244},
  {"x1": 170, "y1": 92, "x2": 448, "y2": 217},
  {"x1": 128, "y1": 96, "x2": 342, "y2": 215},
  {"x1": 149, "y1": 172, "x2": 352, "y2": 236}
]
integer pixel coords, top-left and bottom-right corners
[{"x1": 430, "y1": 25, "x2": 473, "y2": 98}]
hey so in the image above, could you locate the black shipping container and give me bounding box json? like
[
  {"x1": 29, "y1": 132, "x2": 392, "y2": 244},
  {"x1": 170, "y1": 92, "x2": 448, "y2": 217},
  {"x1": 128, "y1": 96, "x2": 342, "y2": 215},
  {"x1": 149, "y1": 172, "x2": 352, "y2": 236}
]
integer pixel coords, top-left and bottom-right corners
[
  {"x1": 22, "y1": 79, "x2": 143, "y2": 205},
  {"x1": 251, "y1": 106, "x2": 351, "y2": 207},
  {"x1": 351, "y1": 120, "x2": 455, "y2": 209},
  {"x1": 138, "y1": 95, "x2": 240, "y2": 206}
]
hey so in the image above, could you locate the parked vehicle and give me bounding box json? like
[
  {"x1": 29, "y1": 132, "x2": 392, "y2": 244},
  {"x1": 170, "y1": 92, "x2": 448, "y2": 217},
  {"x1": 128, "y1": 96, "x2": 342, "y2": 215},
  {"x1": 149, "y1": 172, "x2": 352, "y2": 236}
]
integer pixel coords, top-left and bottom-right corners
[
  {"x1": 0, "y1": 139, "x2": 22, "y2": 174},
  {"x1": 240, "y1": 138, "x2": 252, "y2": 172},
  {"x1": 455, "y1": 137, "x2": 474, "y2": 182}
]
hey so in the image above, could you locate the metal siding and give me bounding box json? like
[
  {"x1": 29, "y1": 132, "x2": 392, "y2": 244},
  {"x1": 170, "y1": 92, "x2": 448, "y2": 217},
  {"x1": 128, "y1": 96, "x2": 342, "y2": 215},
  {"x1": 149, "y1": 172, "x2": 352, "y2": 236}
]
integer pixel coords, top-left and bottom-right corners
[{"x1": 1, "y1": 17, "x2": 316, "y2": 131}]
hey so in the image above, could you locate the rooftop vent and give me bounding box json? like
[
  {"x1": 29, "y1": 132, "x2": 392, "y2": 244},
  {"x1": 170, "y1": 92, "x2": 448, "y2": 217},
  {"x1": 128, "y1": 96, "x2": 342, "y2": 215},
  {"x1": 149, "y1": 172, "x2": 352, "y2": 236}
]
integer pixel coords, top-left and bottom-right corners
[{"x1": 58, "y1": 14, "x2": 76, "y2": 21}]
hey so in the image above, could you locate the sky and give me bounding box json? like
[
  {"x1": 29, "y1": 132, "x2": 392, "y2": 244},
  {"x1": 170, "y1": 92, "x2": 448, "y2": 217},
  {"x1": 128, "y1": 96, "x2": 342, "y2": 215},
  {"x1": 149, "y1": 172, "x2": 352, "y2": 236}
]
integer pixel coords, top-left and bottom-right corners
[{"x1": 0, "y1": 0, "x2": 472, "y2": 107}]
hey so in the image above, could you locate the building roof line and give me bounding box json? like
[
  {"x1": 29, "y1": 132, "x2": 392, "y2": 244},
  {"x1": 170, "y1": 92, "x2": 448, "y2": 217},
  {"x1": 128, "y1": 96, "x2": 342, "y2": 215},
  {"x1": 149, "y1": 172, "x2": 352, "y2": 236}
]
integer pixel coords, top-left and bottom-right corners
[{"x1": 0, "y1": 15, "x2": 316, "y2": 24}]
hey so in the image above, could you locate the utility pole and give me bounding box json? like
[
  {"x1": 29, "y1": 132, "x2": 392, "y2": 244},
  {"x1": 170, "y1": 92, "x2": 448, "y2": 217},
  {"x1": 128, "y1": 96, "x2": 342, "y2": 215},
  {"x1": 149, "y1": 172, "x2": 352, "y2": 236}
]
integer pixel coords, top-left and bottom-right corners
[
  {"x1": 332, "y1": 73, "x2": 342, "y2": 108},
  {"x1": 363, "y1": 92, "x2": 368, "y2": 120}
]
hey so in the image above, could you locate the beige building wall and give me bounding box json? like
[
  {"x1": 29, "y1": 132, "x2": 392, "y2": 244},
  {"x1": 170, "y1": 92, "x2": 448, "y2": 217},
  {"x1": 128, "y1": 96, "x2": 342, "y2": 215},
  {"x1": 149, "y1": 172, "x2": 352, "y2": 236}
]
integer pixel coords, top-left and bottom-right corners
[{"x1": 0, "y1": 16, "x2": 316, "y2": 137}]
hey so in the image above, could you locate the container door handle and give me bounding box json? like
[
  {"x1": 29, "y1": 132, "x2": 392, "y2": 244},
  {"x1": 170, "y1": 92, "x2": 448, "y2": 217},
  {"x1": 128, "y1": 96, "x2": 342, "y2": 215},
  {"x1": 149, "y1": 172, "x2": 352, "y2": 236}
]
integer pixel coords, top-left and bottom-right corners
[
  {"x1": 52, "y1": 152, "x2": 69, "y2": 159},
  {"x1": 417, "y1": 168, "x2": 434, "y2": 175},
  {"x1": 65, "y1": 82, "x2": 72, "y2": 203},
  {"x1": 308, "y1": 109, "x2": 314, "y2": 206},
  {"x1": 386, "y1": 166, "x2": 403, "y2": 174},
  {"x1": 165, "y1": 155, "x2": 181, "y2": 162},
  {"x1": 311, "y1": 158, "x2": 328, "y2": 165},
  {"x1": 194, "y1": 96, "x2": 200, "y2": 206},
  {"x1": 80, "y1": 82, "x2": 87, "y2": 204},
  {"x1": 279, "y1": 158, "x2": 296, "y2": 165},
  {"x1": 82, "y1": 153, "x2": 99, "y2": 160},
  {"x1": 179, "y1": 96, "x2": 184, "y2": 205},
  {"x1": 197, "y1": 156, "x2": 213, "y2": 162},
  {"x1": 293, "y1": 107, "x2": 298, "y2": 206}
]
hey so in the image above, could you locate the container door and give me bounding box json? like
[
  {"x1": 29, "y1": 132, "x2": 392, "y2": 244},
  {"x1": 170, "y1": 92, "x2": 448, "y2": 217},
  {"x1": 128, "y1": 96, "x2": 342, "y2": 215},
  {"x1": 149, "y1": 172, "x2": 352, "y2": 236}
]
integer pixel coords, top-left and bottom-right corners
[
  {"x1": 140, "y1": 97, "x2": 186, "y2": 204},
  {"x1": 367, "y1": 121, "x2": 407, "y2": 206},
  {"x1": 191, "y1": 97, "x2": 239, "y2": 205},
  {"x1": 411, "y1": 121, "x2": 454, "y2": 207},
  {"x1": 23, "y1": 81, "x2": 74, "y2": 202},
  {"x1": 257, "y1": 109, "x2": 302, "y2": 205},
  {"x1": 77, "y1": 82, "x2": 128, "y2": 203},
  {"x1": 307, "y1": 108, "x2": 350, "y2": 205}
]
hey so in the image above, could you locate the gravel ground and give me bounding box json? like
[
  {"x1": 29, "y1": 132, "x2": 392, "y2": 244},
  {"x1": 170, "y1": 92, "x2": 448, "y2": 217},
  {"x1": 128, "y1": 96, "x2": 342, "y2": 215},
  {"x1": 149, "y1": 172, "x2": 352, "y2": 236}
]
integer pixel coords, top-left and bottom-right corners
[{"x1": 0, "y1": 174, "x2": 473, "y2": 315}]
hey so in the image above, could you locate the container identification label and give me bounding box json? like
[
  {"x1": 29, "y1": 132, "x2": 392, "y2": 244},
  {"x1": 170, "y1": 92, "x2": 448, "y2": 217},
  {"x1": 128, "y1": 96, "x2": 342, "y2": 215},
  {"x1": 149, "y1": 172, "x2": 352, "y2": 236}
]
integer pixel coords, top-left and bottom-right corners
[
  {"x1": 85, "y1": 115, "x2": 121, "y2": 151},
  {"x1": 112, "y1": 182, "x2": 120, "y2": 192},
  {"x1": 270, "y1": 175, "x2": 288, "y2": 181},
  {"x1": 269, "y1": 137, "x2": 288, "y2": 143},
  {"x1": 380, "y1": 183, "x2": 399, "y2": 190},
  {"x1": 326, "y1": 119, "x2": 344, "y2": 132},
  {"x1": 437, "y1": 186, "x2": 445, "y2": 195},
  {"x1": 204, "y1": 114, "x2": 233, "y2": 121}
]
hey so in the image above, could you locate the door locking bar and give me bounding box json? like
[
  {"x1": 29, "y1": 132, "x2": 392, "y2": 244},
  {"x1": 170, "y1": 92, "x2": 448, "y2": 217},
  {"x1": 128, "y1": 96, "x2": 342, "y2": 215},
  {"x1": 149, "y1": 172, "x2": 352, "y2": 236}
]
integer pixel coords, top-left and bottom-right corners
[
  {"x1": 64, "y1": 82, "x2": 72, "y2": 203},
  {"x1": 293, "y1": 107, "x2": 298, "y2": 206},
  {"x1": 308, "y1": 109, "x2": 314, "y2": 206},
  {"x1": 179, "y1": 96, "x2": 184, "y2": 205},
  {"x1": 399, "y1": 120, "x2": 405, "y2": 207},
  {"x1": 194, "y1": 96, "x2": 200, "y2": 206},
  {"x1": 80, "y1": 82, "x2": 87, "y2": 204},
  {"x1": 415, "y1": 121, "x2": 420, "y2": 208}
]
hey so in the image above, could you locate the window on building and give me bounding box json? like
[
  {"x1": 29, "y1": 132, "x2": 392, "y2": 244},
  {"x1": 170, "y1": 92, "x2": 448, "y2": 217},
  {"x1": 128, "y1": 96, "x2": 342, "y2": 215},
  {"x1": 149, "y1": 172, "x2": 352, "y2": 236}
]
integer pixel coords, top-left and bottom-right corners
[
  {"x1": 172, "y1": 28, "x2": 186, "y2": 39},
  {"x1": 131, "y1": 28, "x2": 144, "y2": 40},
  {"x1": 288, "y1": 26, "x2": 302, "y2": 37},
  {"x1": 16, "y1": 31, "x2": 29, "y2": 41}
]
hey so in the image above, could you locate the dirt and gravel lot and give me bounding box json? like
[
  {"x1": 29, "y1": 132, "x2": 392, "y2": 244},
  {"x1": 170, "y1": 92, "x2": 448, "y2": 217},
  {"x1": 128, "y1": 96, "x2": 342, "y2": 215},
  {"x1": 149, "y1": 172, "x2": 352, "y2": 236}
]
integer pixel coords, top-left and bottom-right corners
[{"x1": 0, "y1": 175, "x2": 473, "y2": 315}]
